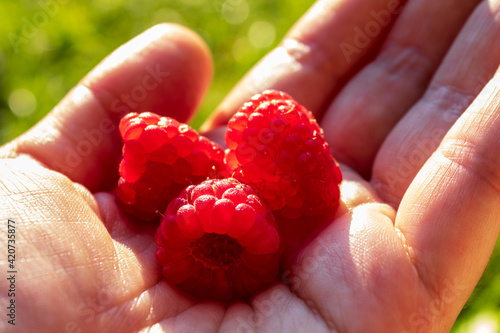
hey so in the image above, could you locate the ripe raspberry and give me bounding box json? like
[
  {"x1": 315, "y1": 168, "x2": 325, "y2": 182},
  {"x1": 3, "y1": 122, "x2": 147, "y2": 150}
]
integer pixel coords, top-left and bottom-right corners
[
  {"x1": 225, "y1": 90, "x2": 342, "y2": 219},
  {"x1": 155, "y1": 178, "x2": 280, "y2": 300},
  {"x1": 117, "y1": 112, "x2": 227, "y2": 221}
]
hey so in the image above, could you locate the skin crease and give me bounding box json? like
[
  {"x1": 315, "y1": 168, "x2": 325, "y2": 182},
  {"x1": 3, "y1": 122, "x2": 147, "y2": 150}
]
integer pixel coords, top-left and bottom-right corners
[{"x1": 0, "y1": 0, "x2": 500, "y2": 332}]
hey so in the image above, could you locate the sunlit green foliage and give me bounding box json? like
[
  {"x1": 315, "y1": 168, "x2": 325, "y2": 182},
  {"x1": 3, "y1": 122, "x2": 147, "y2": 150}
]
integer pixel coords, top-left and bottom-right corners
[{"x1": 0, "y1": 0, "x2": 308, "y2": 141}]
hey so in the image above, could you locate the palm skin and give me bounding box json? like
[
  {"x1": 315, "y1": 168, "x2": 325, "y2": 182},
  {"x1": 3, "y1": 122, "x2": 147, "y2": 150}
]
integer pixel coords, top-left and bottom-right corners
[
  {"x1": 0, "y1": 157, "x2": 430, "y2": 333},
  {"x1": 1, "y1": 0, "x2": 500, "y2": 332}
]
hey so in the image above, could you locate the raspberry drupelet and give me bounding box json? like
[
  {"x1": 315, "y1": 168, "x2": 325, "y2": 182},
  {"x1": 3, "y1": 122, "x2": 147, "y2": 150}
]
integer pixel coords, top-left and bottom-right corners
[
  {"x1": 155, "y1": 178, "x2": 280, "y2": 300},
  {"x1": 117, "y1": 112, "x2": 226, "y2": 221},
  {"x1": 225, "y1": 90, "x2": 342, "y2": 219},
  {"x1": 116, "y1": 90, "x2": 343, "y2": 301}
]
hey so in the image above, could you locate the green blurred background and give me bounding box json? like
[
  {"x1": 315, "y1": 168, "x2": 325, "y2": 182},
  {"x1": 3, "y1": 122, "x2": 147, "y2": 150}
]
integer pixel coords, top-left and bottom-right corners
[{"x1": 0, "y1": 1, "x2": 498, "y2": 331}]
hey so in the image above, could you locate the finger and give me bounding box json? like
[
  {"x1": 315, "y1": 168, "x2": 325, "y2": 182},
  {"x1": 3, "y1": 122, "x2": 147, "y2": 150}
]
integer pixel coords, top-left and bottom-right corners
[
  {"x1": 201, "y1": 0, "x2": 406, "y2": 132},
  {"x1": 0, "y1": 160, "x2": 195, "y2": 332},
  {"x1": 0, "y1": 158, "x2": 158, "y2": 332},
  {"x1": 396, "y1": 70, "x2": 500, "y2": 319},
  {"x1": 92, "y1": 193, "x2": 197, "y2": 331},
  {"x1": 287, "y1": 203, "x2": 420, "y2": 332},
  {"x1": 2, "y1": 24, "x2": 213, "y2": 192},
  {"x1": 200, "y1": 124, "x2": 227, "y2": 148},
  {"x1": 320, "y1": 0, "x2": 480, "y2": 177},
  {"x1": 155, "y1": 302, "x2": 225, "y2": 332},
  {"x1": 372, "y1": 1, "x2": 500, "y2": 205}
]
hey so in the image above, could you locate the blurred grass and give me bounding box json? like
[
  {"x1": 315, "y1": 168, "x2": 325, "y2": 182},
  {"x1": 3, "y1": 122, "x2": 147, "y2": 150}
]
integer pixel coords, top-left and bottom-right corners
[
  {"x1": 0, "y1": 0, "x2": 310, "y2": 140},
  {"x1": 0, "y1": 1, "x2": 498, "y2": 331}
]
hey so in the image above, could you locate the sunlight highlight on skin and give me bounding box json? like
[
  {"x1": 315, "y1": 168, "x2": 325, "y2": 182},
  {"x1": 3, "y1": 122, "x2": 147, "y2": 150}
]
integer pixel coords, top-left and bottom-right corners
[
  {"x1": 70, "y1": 85, "x2": 93, "y2": 106},
  {"x1": 339, "y1": 179, "x2": 378, "y2": 208},
  {"x1": 244, "y1": 42, "x2": 306, "y2": 92},
  {"x1": 98, "y1": 25, "x2": 174, "y2": 71},
  {"x1": 487, "y1": 0, "x2": 500, "y2": 16}
]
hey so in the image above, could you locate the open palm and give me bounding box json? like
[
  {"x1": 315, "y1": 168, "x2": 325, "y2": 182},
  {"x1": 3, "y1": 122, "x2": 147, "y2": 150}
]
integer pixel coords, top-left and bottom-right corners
[{"x1": 1, "y1": 1, "x2": 499, "y2": 332}]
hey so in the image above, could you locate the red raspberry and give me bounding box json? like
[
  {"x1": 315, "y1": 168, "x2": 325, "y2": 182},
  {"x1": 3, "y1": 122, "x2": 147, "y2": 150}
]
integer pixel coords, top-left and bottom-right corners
[
  {"x1": 117, "y1": 112, "x2": 227, "y2": 221},
  {"x1": 155, "y1": 178, "x2": 280, "y2": 300},
  {"x1": 225, "y1": 90, "x2": 342, "y2": 219}
]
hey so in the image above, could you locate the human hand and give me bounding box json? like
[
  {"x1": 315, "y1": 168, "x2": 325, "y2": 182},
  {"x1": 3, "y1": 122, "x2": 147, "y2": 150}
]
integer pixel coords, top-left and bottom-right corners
[
  {"x1": 0, "y1": 1, "x2": 499, "y2": 333},
  {"x1": 203, "y1": 0, "x2": 500, "y2": 331}
]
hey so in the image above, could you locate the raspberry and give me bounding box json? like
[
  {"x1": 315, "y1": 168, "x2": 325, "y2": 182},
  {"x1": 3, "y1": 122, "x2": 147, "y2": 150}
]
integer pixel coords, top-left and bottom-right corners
[
  {"x1": 117, "y1": 112, "x2": 227, "y2": 221},
  {"x1": 225, "y1": 90, "x2": 342, "y2": 219},
  {"x1": 155, "y1": 178, "x2": 280, "y2": 300}
]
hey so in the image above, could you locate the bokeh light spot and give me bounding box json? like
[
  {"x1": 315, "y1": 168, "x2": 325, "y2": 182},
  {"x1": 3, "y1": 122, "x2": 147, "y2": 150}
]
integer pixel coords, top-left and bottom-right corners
[
  {"x1": 472, "y1": 316, "x2": 499, "y2": 333},
  {"x1": 8, "y1": 89, "x2": 37, "y2": 117},
  {"x1": 221, "y1": 0, "x2": 249, "y2": 25},
  {"x1": 248, "y1": 21, "x2": 275, "y2": 49}
]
